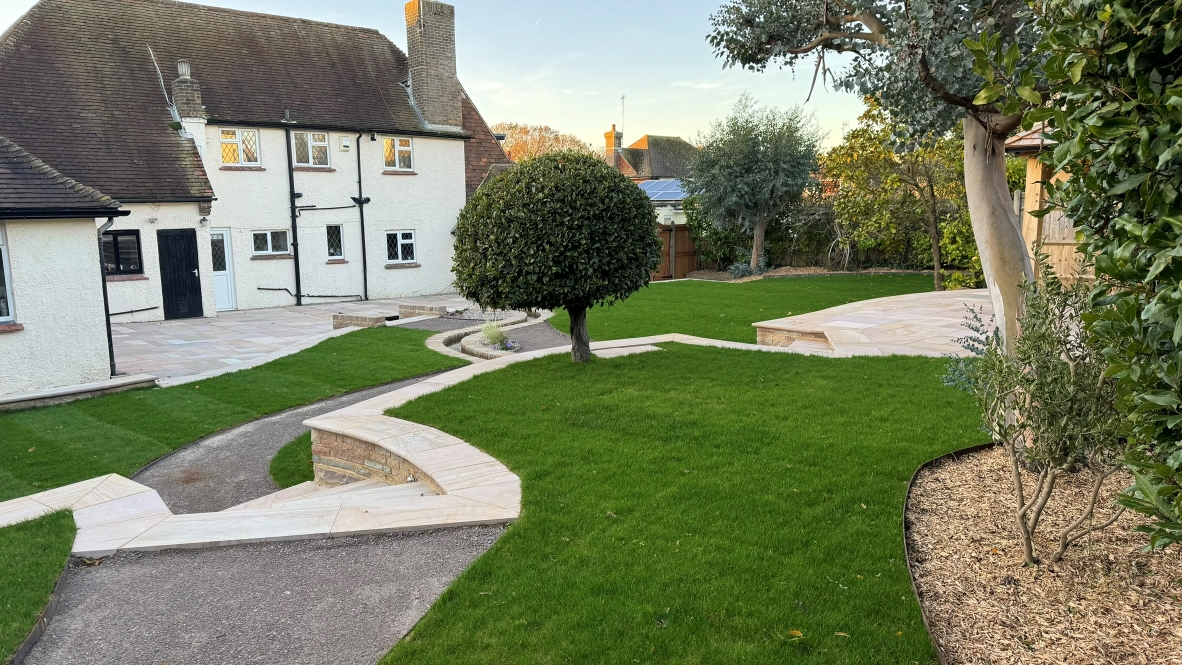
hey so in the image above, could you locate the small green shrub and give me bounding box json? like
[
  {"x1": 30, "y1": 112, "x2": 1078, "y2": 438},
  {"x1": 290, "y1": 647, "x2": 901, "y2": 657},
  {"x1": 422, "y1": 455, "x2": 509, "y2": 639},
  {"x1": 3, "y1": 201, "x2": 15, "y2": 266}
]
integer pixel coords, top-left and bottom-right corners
[{"x1": 945, "y1": 257, "x2": 1124, "y2": 564}]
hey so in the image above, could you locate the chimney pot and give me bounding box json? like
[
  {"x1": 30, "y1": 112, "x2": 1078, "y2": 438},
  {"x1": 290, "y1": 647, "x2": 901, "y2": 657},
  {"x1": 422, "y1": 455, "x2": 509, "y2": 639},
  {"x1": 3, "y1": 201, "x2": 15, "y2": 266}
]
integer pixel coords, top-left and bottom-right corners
[{"x1": 176, "y1": 59, "x2": 191, "y2": 79}]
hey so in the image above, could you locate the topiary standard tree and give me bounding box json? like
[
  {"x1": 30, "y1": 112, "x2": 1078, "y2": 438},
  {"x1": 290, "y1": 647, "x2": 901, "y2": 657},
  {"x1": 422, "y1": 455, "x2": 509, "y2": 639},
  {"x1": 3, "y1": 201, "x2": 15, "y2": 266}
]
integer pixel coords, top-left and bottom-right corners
[{"x1": 452, "y1": 151, "x2": 663, "y2": 363}]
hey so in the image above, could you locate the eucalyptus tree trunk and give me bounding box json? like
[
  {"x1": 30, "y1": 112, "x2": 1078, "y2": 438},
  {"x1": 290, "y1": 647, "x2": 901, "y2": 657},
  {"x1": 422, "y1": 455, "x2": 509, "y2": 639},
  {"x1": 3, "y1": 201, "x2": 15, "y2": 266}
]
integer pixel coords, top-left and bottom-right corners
[
  {"x1": 750, "y1": 216, "x2": 769, "y2": 271},
  {"x1": 567, "y1": 304, "x2": 592, "y2": 363},
  {"x1": 963, "y1": 113, "x2": 1034, "y2": 354}
]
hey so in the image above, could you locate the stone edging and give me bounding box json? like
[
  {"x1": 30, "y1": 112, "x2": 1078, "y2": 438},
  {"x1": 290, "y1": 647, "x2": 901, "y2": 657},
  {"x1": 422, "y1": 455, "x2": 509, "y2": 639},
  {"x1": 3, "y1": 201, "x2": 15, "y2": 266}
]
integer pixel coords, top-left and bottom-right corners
[
  {"x1": 903, "y1": 442, "x2": 998, "y2": 665},
  {"x1": 424, "y1": 311, "x2": 553, "y2": 361}
]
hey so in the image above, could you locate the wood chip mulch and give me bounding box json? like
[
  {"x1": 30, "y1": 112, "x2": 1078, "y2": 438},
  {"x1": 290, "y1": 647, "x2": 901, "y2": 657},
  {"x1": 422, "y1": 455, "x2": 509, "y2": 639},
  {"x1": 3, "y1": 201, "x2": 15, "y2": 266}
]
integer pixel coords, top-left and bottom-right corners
[{"x1": 907, "y1": 445, "x2": 1182, "y2": 664}]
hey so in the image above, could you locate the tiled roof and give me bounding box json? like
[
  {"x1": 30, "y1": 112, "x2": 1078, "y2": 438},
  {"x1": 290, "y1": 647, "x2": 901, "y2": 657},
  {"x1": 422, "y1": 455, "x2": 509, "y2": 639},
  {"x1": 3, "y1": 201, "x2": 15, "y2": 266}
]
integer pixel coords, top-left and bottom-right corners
[
  {"x1": 461, "y1": 89, "x2": 511, "y2": 200},
  {"x1": 1005, "y1": 123, "x2": 1053, "y2": 154},
  {"x1": 616, "y1": 135, "x2": 698, "y2": 179},
  {"x1": 0, "y1": 0, "x2": 475, "y2": 202},
  {"x1": 0, "y1": 135, "x2": 124, "y2": 218}
]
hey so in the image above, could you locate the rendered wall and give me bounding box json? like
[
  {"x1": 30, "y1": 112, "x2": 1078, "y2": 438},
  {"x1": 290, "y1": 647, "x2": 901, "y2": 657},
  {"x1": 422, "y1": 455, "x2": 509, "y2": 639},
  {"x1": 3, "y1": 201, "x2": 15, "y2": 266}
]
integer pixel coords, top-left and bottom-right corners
[
  {"x1": 103, "y1": 202, "x2": 217, "y2": 323},
  {"x1": 0, "y1": 219, "x2": 110, "y2": 395},
  {"x1": 201, "y1": 125, "x2": 466, "y2": 309}
]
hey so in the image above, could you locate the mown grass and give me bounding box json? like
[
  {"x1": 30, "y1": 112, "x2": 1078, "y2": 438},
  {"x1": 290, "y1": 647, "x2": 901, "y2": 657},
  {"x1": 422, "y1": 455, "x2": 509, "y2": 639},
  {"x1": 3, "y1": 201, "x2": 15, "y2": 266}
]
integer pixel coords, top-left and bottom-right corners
[
  {"x1": 0, "y1": 511, "x2": 75, "y2": 658},
  {"x1": 0, "y1": 325, "x2": 464, "y2": 662},
  {"x1": 378, "y1": 344, "x2": 984, "y2": 664},
  {"x1": 271, "y1": 432, "x2": 314, "y2": 489},
  {"x1": 549, "y1": 274, "x2": 933, "y2": 343}
]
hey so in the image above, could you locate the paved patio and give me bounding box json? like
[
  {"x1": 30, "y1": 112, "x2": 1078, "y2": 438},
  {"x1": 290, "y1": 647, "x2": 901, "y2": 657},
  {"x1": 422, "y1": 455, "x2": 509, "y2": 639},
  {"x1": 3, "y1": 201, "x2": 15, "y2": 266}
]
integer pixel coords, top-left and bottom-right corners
[
  {"x1": 113, "y1": 296, "x2": 472, "y2": 384},
  {"x1": 753, "y1": 289, "x2": 993, "y2": 357}
]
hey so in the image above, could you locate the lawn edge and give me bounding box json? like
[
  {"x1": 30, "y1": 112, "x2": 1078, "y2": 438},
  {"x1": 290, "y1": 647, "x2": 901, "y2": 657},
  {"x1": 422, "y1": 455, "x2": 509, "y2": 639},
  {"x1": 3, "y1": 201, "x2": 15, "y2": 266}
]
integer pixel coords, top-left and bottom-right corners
[
  {"x1": 9, "y1": 532, "x2": 71, "y2": 665},
  {"x1": 903, "y1": 441, "x2": 998, "y2": 665}
]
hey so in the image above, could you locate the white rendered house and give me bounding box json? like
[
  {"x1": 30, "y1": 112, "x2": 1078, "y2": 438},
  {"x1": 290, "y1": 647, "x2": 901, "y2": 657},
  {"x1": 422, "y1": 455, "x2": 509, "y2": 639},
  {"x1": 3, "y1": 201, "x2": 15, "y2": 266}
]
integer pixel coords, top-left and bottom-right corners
[
  {"x1": 0, "y1": 137, "x2": 131, "y2": 397},
  {"x1": 0, "y1": 0, "x2": 509, "y2": 324}
]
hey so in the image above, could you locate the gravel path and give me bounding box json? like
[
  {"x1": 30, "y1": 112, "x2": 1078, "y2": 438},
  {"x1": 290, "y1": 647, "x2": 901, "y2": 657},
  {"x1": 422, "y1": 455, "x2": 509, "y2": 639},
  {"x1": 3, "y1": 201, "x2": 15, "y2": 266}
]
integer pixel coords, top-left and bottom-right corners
[
  {"x1": 24, "y1": 528, "x2": 500, "y2": 665},
  {"x1": 134, "y1": 373, "x2": 446, "y2": 514},
  {"x1": 507, "y1": 320, "x2": 570, "y2": 352}
]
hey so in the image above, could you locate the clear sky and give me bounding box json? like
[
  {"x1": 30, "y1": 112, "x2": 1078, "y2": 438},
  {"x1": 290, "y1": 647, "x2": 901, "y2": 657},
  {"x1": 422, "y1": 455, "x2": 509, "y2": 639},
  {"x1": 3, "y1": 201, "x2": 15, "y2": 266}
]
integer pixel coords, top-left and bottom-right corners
[{"x1": 0, "y1": 0, "x2": 863, "y2": 148}]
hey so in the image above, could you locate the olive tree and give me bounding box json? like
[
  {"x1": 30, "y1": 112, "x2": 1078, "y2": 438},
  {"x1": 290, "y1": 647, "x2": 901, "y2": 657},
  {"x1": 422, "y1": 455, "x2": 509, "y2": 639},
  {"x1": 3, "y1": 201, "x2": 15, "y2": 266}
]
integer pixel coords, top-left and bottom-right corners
[
  {"x1": 708, "y1": 0, "x2": 1038, "y2": 351},
  {"x1": 452, "y1": 151, "x2": 662, "y2": 363},
  {"x1": 683, "y1": 95, "x2": 821, "y2": 271}
]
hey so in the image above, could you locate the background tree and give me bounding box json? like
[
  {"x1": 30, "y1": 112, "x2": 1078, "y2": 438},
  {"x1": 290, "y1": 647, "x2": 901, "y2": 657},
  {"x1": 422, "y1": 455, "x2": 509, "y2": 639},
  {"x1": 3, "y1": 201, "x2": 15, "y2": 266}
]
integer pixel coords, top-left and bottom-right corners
[
  {"x1": 452, "y1": 151, "x2": 662, "y2": 363},
  {"x1": 489, "y1": 123, "x2": 593, "y2": 162},
  {"x1": 684, "y1": 95, "x2": 821, "y2": 271},
  {"x1": 971, "y1": 0, "x2": 1182, "y2": 551},
  {"x1": 822, "y1": 99, "x2": 977, "y2": 290},
  {"x1": 708, "y1": 0, "x2": 1040, "y2": 350}
]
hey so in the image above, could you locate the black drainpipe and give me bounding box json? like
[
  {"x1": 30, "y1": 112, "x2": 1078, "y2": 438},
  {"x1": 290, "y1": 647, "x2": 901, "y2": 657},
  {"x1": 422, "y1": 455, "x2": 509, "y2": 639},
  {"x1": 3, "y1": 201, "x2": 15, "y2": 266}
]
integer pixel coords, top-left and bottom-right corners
[
  {"x1": 284, "y1": 127, "x2": 303, "y2": 306},
  {"x1": 97, "y1": 218, "x2": 117, "y2": 377},
  {"x1": 355, "y1": 131, "x2": 369, "y2": 301}
]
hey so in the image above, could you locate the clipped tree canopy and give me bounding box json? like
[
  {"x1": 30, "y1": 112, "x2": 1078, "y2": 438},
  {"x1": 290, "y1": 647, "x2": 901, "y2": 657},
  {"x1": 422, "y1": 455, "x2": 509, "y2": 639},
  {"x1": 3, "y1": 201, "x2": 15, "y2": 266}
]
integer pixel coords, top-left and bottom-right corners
[{"x1": 453, "y1": 151, "x2": 663, "y2": 314}]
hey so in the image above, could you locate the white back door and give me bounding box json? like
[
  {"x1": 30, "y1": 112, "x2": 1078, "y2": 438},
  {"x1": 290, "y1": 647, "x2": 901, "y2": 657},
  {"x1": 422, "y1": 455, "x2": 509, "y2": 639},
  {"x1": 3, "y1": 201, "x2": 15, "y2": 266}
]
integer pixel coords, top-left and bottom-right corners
[{"x1": 210, "y1": 229, "x2": 236, "y2": 311}]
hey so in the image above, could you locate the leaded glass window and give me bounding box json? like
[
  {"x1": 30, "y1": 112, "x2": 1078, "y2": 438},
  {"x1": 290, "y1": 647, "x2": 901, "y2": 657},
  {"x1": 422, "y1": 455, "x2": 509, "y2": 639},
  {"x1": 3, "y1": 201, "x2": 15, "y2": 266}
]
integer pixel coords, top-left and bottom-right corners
[
  {"x1": 386, "y1": 230, "x2": 416, "y2": 263},
  {"x1": 294, "y1": 131, "x2": 329, "y2": 167},
  {"x1": 326, "y1": 225, "x2": 343, "y2": 258},
  {"x1": 220, "y1": 128, "x2": 260, "y2": 165},
  {"x1": 383, "y1": 137, "x2": 413, "y2": 170}
]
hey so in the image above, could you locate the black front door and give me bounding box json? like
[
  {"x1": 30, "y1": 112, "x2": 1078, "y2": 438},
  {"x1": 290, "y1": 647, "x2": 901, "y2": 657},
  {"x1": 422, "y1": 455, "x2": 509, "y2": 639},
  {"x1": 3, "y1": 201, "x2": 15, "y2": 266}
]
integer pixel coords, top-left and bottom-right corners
[{"x1": 158, "y1": 229, "x2": 204, "y2": 320}]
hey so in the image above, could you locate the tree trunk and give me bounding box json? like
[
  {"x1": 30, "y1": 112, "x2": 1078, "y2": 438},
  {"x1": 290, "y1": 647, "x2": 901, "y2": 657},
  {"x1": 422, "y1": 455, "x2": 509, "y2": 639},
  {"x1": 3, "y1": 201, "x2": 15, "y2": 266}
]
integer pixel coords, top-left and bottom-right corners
[
  {"x1": 568, "y1": 304, "x2": 591, "y2": 363},
  {"x1": 925, "y1": 207, "x2": 944, "y2": 291},
  {"x1": 963, "y1": 114, "x2": 1033, "y2": 354},
  {"x1": 750, "y1": 216, "x2": 769, "y2": 271}
]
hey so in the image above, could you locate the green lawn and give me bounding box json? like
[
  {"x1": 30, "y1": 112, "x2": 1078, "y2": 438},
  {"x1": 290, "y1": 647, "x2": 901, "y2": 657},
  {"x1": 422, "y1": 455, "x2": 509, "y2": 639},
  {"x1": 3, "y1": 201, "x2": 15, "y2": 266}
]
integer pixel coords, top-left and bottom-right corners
[
  {"x1": 374, "y1": 344, "x2": 984, "y2": 664},
  {"x1": 549, "y1": 274, "x2": 933, "y2": 343},
  {"x1": 271, "y1": 432, "x2": 314, "y2": 488},
  {"x1": 0, "y1": 325, "x2": 464, "y2": 660}
]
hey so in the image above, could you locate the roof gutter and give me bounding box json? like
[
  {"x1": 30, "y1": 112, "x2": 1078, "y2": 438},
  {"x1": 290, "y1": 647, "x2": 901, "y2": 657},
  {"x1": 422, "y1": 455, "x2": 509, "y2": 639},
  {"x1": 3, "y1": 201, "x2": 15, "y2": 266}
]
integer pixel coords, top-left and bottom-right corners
[
  {"x1": 206, "y1": 117, "x2": 471, "y2": 140},
  {"x1": 0, "y1": 208, "x2": 131, "y2": 220}
]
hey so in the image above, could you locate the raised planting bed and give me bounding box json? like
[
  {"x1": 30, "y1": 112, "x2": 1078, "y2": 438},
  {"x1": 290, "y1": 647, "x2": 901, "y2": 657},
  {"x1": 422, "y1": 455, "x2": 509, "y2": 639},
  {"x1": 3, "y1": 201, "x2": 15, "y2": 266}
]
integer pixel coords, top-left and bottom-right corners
[{"x1": 907, "y1": 445, "x2": 1182, "y2": 664}]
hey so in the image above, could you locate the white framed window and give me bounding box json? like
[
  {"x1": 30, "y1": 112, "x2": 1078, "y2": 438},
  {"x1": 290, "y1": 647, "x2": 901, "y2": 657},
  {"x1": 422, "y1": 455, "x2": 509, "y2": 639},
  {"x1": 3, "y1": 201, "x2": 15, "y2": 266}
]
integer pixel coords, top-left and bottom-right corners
[
  {"x1": 252, "y1": 230, "x2": 290, "y2": 255},
  {"x1": 383, "y1": 137, "x2": 414, "y2": 171},
  {"x1": 220, "y1": 128, "x2": 260, "y2": 165},
  {"x1": 326, "y1": 224, "x2": 344, "y2": 258},
  {"x1": 0, "y1": 225, "x2": 12, "y2": 322},
  {"x1": 293, "y1": 131, "x2": 330, "y2": 167},
  {"x1": 386, "y1": 230, "x2": 416, "y2": 263}
]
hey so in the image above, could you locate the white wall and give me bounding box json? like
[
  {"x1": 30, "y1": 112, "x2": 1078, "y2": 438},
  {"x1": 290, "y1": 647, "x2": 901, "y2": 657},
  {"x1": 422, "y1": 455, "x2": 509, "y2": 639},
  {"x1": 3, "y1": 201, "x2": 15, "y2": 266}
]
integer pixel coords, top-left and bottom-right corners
[
  {"x1": 0, "y1": 219, "x2": 110, "y2": 395},
  {"x1": 104, "y1": 202, "x2": 217, "y2": 323},
  {"x1": 655, "y1": 204, "x2": 686, "y2": 226},
  {"x1": 201, "y1": 125, "x2": 466, "y2": 309}
]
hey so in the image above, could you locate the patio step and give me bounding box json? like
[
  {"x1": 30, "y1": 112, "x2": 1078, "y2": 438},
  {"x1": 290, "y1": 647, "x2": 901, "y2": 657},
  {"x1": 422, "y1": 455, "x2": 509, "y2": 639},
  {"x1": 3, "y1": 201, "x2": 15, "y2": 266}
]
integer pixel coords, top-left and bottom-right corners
[{"x1": 263, "y1": 482, "x2": 437, "y2": 510}]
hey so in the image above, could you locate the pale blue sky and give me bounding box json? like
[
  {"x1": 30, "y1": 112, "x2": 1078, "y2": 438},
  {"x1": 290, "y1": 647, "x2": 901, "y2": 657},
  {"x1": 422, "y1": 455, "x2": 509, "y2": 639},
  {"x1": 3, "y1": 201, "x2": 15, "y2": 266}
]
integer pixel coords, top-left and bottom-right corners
[{"x1": 0, "y1": 0, "x2": 863, "y2": 147}]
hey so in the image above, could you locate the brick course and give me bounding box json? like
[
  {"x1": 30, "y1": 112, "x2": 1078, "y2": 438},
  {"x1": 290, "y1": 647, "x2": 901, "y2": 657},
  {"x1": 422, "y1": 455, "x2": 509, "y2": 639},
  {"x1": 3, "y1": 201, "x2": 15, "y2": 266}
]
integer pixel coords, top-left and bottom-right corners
[{"x1": 311, "y1": 429, "x2": 441, "y2": 492}]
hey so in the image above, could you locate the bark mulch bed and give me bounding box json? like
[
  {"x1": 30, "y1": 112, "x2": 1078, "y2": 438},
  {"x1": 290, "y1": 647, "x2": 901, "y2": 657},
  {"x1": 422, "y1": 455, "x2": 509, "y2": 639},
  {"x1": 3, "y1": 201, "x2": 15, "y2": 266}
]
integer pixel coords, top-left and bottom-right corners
[{"x1": 907, "y1": 445, "x2": 1182, "y2": 665}]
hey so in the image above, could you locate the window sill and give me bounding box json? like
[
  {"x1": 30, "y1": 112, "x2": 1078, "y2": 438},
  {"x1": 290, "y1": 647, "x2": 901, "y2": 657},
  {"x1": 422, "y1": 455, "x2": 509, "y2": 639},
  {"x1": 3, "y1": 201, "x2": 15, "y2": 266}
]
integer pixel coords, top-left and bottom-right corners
[
  {"x1": 251, "y1": 254, "x2": 293, "y2": 261},
  {"x1": 385, "y1": 262, "x2": 420, "y2": 270},
  {"x1": 0, "y1": 323, "x2": 24, "y2": 333},
  {"x1": 220, "y1": 165, "x2": 266, "y2": 171},
  {"x1": 326, "y1": 258, "x2": 349, "y2": 265},
  {"x1": 382, "y1": 170, "x2": 417, "y2": 176},
  {"x1": 293, "y1": 166, "x2": 336, "y2": 173},
  {"x1": 105, "y1": 274, "x2": 148, "y2": 282}
]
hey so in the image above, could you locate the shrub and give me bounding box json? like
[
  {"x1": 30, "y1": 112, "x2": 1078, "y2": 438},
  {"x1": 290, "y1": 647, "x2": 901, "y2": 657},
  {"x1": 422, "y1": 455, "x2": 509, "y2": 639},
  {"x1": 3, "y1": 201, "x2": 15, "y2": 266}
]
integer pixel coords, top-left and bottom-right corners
[
  {"x1": 945, "y1": 258, "x2": 1125, "y2": 564},
  {"x1": 453, "y1": 151, "x2": 662, "y2": 362}
]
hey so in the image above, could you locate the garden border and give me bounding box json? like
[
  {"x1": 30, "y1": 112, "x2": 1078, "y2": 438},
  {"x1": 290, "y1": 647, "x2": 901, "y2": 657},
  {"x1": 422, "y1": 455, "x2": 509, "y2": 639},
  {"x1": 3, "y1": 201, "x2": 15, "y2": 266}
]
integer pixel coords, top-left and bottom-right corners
[
  {"x1": 903, "y1": 441, "x2": 998, "y2": 665},
  {"x1": 10, "y1": 552, "x2": 69, "y2": 665}
]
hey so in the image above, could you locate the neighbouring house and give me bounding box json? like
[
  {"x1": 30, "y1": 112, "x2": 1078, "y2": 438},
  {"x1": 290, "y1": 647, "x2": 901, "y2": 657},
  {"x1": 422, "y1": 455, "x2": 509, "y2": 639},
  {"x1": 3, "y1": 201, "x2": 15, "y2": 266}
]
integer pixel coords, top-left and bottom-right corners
[
  {"x1": 603, "y1": 126, "x2": 700, "y2": 279},
  {"x1": 0, "y1": 136, "x2": 129, "y2": 397},
  {"x1": 1005, "y1": 125, "x2": 1083, "y2": 281},
  {"x1": 0, "y1": 0, "x2": 508, "y2": 324}
]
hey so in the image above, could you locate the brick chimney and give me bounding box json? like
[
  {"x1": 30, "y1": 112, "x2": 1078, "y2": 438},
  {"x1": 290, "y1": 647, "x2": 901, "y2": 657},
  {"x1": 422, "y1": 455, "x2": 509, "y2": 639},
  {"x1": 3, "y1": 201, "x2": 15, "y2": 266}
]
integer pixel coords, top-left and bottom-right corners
[
  {"x1": 604, "y1": 124, "x2": 622, "y2": 167},
  {"x1": 405, "y1": 0, "x2": 462, "y2": 130},
  {"x1": 171, "y1": 60, "x2": 204, "y2": 120}
]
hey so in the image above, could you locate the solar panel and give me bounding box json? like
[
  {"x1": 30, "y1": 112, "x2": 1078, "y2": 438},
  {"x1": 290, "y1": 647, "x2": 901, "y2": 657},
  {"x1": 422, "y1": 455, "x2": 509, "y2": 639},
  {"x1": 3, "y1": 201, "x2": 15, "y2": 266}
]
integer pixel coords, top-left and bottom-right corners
[{"x1": 638, "y1": 179, "x2": 685, "y2": 202}]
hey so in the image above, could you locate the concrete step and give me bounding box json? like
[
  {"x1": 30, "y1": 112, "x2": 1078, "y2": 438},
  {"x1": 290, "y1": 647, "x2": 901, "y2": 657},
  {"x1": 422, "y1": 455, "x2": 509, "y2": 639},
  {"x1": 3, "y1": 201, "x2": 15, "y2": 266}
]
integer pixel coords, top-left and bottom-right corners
[{"x1": 268, "y1": 482, "x2": 437, "y2": 510}]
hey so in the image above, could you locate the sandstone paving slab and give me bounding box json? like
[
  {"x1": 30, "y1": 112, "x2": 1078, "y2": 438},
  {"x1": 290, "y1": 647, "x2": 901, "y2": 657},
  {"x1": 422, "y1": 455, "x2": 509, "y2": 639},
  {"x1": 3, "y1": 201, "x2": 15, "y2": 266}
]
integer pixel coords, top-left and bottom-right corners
[
  {"x1": 0, "y1": 496, "x2": 53, "y2": 528},
  {"x1": 124, "y1": 507, "x2": 342, "y2": 551}
]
